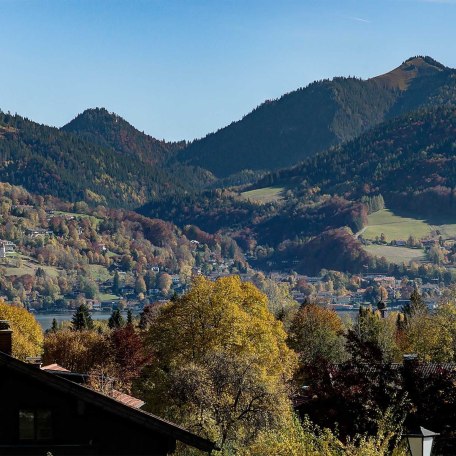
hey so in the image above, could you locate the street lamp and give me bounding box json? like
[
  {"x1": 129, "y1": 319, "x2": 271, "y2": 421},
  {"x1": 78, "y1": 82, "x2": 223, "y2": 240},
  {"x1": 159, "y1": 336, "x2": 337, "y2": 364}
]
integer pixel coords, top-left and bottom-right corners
[{"x1": 404, "y1": 427, "x2": 439, "y2": 456}]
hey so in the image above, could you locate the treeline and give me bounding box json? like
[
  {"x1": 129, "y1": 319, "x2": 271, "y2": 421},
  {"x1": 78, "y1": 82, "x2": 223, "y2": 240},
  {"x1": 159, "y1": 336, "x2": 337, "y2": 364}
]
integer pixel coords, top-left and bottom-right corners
[
  {"x1": 361, "y1": 194, "x2": 385, "y2": 214},
  {"x1": 260, "y1": 228, "x2": 371, "y2": 274},
  {"x1": 61, "y1": 107, "x2": 185, "y2": 165}
]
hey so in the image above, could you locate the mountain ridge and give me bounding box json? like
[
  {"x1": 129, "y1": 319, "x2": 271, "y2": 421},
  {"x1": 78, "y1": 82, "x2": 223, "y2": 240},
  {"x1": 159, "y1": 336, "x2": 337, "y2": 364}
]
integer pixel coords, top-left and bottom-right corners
[{"x1": 176, "y1": 56, "x2": 456, "y2": 177}]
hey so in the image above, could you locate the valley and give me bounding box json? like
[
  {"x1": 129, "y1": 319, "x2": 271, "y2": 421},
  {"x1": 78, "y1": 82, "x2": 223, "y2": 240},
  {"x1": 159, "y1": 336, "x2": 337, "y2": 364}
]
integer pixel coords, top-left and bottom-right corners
[
  {"x1": 1, "y1": 56, "x2": 456, "y2": 294},
  {"x1": 3, "y1": 2, "x2": 456, "y2": 454}
]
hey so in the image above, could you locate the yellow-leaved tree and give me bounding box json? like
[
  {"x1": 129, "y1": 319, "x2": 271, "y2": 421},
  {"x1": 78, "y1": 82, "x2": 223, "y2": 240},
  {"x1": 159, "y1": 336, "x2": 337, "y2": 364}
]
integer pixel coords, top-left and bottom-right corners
[
  {"x1": 137, "y1": 276, "x2": 297, "y2": 453},
  {"x1": 0, "y1": 299, "x2": 43, "y2": 360}
]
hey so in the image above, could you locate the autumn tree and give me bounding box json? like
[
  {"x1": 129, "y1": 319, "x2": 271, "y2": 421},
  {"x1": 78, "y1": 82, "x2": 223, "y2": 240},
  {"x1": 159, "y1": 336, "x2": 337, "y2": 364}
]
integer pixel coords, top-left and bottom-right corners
[
  {"x1": 401, "y1": 302, "x2": 455, "y2": 362},
  {"x1": 157, "y1": 272, "x2": 172, "y2": 293},
  {"x1": 137, "y1": 276, "x2": 297, "y2": 450},
  {"x1": 0, "y1": 299, "x2": 43, "y2": 360},
  {"x1": 288, "y1": 304, "x2": 347, "y2": 370},
  {"x1": 43, "y1": 329, "x2": 110, "y2": 373},
  {"x1": 110, "y1": 325, "x2": 151, "y2": 392}
]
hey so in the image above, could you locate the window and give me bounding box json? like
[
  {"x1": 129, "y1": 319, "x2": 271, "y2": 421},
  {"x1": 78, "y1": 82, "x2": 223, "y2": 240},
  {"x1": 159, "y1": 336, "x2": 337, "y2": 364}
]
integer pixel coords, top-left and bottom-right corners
[{"x1": 19, "y1": 409, "x2": 53, "y2": 441}]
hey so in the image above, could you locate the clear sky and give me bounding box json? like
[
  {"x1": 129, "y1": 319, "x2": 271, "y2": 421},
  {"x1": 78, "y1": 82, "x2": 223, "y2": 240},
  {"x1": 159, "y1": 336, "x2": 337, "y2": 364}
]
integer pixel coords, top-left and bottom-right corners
[{"x1": 0, "y1": 0, "x2": 455, "y2": 141}]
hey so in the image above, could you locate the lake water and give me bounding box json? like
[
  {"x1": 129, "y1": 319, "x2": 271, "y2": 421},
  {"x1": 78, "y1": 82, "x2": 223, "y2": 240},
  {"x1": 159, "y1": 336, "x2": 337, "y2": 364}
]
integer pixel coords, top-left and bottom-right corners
[
  {"x1": 35, "y1": 310, "x2": 358, "y2": 331},
  {"x1": 35, "y1": 313, "x2": 115, "y2": 330}
]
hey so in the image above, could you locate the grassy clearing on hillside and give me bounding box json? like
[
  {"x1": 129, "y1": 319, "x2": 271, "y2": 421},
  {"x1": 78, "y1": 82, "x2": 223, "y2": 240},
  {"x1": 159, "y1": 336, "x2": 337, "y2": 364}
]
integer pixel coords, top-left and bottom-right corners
[
  {"x1": 54, "y1": 211, "x2": 102, "y2": 227},
  {"x1": 0, "y1": 255, "x2": 61, "y2": 277},
  {"x1": 240, "y1": 187, "x2": 285, "y2": 204},
  {"x1": 99, "y1": 292, "x2": 119, "y2": 302},
  {"x1": 433, "y1": 223, "x2": 456, "y2": 239},
  {"x1": 87, "y1": 264, "x2": 112, "y2": 282},
  {"x1": 363, "y1": 209, "x2": 432, "y2": 241},
  {"x1": 0, "y1": 255, "x2": 112, "y2": 281},
  {"x1": 364, "y1": 245, "x2": 425, "y2": 265}
]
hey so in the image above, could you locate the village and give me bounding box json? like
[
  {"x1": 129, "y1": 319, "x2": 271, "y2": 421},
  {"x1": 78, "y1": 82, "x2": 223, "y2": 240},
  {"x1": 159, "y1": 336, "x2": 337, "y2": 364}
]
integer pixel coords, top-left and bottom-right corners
[{"x1": 0, "y1": 200, "x2": 450, "y2": 321}]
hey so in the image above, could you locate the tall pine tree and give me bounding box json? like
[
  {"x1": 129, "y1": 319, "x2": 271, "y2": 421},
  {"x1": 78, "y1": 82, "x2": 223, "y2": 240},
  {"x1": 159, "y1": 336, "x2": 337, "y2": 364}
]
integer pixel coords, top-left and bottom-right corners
[{"x1": 72, "y1": 304, "x2": 94, "y2": 331}]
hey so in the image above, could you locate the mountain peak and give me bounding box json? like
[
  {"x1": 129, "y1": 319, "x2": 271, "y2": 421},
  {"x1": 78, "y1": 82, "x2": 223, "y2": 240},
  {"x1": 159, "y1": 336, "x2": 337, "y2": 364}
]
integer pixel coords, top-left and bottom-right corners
[
  {"x1": 372, "y1": 55, "x2": 446, "y2": 90},
  {"x1": 403, "y1": 55, "x2": 446, "y2": 69},
  {"x1": 63, "y1": 107, "x2": 125, "y2": 131},
  {"x1": 62, "y1": 107, "x2": 185, "y2": 164}
]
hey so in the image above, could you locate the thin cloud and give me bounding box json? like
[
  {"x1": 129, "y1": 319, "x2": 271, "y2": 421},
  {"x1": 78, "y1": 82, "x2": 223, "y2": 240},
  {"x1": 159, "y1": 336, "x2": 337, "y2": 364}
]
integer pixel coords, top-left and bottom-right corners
[{"x1": 343, "y1": 15, "x2": 371, "y2": 23}]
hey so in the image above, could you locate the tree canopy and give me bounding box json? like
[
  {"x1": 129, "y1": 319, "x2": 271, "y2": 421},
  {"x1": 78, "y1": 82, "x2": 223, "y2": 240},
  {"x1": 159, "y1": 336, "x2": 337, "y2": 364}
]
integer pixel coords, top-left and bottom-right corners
[
  {"x1": 0, "y1": 299, "x2": 43, "y2": 360},
  {"x1": 138, "y1": 276, "x2": 297, "y2": 450}
]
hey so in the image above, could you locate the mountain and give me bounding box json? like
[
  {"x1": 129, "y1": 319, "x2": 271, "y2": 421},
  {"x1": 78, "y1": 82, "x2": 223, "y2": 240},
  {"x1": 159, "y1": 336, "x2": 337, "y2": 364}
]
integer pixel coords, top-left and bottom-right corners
[
  {"x1": 140, "y1": 105, "x2": 456, "y2": 272},
  {"x1": 62, "y1": 108, "x2": 185, "y2": 164},
  {"x1": 256, "y1": 106, "x2": 456, "y2": 215},
  {"x1": 177, "y1": 56, "x2": 456, "y2": 177},
  {"x1": 0, "y1": 112, "x2": 211, "y2": 208}
]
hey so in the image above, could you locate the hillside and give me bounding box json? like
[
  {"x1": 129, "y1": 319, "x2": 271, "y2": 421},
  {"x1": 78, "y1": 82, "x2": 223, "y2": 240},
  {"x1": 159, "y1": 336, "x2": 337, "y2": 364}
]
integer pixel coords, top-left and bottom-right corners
[
  {"x1": 141, "y1": 105, "x2": 456, "y2": 273},
  {"x1": 62, "y1": 108, "x2": 185, "y2": 164},
  {"x1": 256, "y1": 106, "x2": 456, "y2": 217},
  {"x1": 177, "y1": 56, "x2": 456, "y2": 177},
  {"x1": 0, "y1": 112, "x2": 211, "y2": 208},
  {"x1": 0, "y1": 182, "x2": 246, "y2": 311}
]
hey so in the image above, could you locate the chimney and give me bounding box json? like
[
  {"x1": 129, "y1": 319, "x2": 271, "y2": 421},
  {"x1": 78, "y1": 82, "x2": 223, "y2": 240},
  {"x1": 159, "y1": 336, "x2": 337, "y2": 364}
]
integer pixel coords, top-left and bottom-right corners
[
  {"x1": 403, "y1": 353, "x2": 418, "y2": 371},
  {"x1": 26, "y1": 356, "x2": 42, "y2": 369},
  {"x1": 0, "y1": 320, "x2": 13, "y2": 356}
]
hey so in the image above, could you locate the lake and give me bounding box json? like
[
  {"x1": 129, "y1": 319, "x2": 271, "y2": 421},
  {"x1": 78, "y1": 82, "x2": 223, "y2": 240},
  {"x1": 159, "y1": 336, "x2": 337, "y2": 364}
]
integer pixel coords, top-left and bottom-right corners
[
  {"x1": 34, "y1": 309, "x2": 358, "y2": 331},
  {"x1": 35, "y1": 312, "x2": 118, "y2": 330}
]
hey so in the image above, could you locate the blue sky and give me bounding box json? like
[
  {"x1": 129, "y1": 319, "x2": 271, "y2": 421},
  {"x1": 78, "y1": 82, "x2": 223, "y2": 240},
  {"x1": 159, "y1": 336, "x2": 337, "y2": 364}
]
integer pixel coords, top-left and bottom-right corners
[{"x1": 0, "y1": 0, "x2": 455, "y2": 141}]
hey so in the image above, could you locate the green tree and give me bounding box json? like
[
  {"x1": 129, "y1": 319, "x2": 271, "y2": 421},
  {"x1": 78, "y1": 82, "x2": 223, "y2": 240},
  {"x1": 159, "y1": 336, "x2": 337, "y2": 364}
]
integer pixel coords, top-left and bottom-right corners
[
  {"x1": 134, "y1": 275, "x2": 147, "y2": 295},
  {"x1": 354, "y1": 307, "x2": 401, "y2": 362},
  {"x1": 127, "y1": 309, "x2": 133, "y2": 326},
  {"x1": 108, "y1": 309, "x2": 124, "y2": 329},
  {"x1": 112, "y1": 271, "x2": 121, "y2": 294},
  {"x1": 402, "y1": 289, "x2": 427, "y2": 317},
  {"x1": 71, "y1": 304, "x2": 94, "y2": 331},
  {"x1": 51, "y1": 318, "x2": 58, "y2": 333}
]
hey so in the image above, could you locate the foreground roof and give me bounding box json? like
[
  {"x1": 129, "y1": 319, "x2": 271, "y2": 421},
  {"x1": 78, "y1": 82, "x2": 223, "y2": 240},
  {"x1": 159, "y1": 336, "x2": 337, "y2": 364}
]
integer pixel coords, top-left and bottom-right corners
[{"x1": 0, "y1": 351, "x2": 216, "y2": 453}]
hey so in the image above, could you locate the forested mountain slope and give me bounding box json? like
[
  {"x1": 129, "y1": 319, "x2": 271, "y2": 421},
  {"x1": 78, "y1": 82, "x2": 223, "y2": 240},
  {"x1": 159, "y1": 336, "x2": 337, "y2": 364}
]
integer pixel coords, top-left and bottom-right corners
[
  {"x1": 177, "y1": 56, "x2": 456, "y2": 177},
  {"x1": 256, "y1": 106, "x2": 456, "y2": 217},
  {"x1": 62, "y1": 108, "x2": 185, "y2": 164},
  {"x1": 0, "y1": 112, "x2": 210, "y2": 208}
]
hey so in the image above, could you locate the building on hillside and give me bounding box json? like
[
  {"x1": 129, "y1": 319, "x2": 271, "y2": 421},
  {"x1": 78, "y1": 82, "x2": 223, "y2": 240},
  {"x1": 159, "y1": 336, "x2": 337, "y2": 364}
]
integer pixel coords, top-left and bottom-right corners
[
  {"x1": 331, "y1": 295, "x2": 353, "y2": 305},
  {"x1": 0, "y1": 240, "x2": 16, "y2": 258},
  {"x1": 373, "y1": 276, "x2": 396, "y2": 287},
  {"x1": 25, "y1": 228, "x2": 53, "y2": 238},
  {"x1": 0, "y1": 321, "x2": 216, "y2": 455}
]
